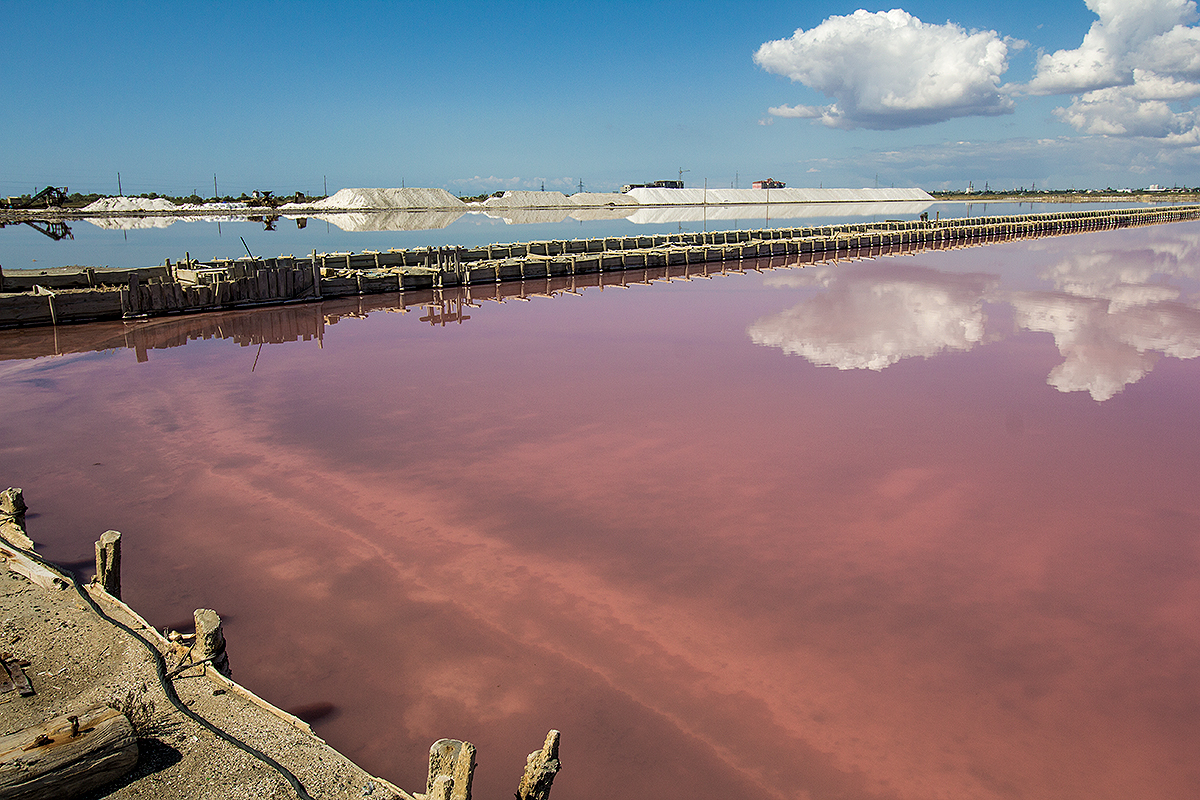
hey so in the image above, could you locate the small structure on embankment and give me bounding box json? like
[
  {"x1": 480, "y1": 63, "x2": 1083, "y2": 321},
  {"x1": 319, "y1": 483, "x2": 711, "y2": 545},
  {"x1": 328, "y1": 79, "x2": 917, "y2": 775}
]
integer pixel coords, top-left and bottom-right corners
[{"x1": 2, "y1": 205, "x2": 1199, "y2": 329}]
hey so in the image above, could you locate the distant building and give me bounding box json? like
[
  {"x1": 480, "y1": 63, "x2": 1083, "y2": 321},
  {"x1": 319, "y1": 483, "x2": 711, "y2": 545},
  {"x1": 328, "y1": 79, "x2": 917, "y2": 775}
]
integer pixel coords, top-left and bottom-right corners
[
  {"x1": 621, "y1": 180, "x2": 685, "y2": 193},
  {"x1": 752, "y1": 179, "x2": 785, "y2": 189}
]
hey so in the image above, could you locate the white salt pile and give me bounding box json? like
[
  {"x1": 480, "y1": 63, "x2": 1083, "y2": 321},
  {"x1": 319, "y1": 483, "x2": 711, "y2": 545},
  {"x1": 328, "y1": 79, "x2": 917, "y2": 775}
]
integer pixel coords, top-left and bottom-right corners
[
  {"x1": 307, "y1": 188, "x2": 465, "y2": 210},
  {"x1": 482, "y1": 191, "x2": 575, "y2": 208},
  {"x1": 568, "y1": 192, "x2": 639, "y2": 207},
  {"x1": 82, "y1": 196, "x2": 179, "y2": 212},
  {"x1": 625, "y1": 187, "x2": 934, "y2": 205}
]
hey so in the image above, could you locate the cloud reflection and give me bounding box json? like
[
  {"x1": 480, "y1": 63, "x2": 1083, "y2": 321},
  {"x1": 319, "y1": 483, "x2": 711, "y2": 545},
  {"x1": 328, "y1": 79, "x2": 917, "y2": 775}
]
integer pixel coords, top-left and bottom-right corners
[
  {"x1": 750, "y1": 230, "x2": 1200, "y2": 400},
  {"x1": 748, "y1": 265, "x2": 996, "y2": 370}
]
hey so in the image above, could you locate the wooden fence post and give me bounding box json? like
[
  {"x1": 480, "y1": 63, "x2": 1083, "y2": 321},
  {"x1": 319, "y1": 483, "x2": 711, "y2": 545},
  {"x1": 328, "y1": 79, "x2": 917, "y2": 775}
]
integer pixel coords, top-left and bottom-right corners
[
  {"x1": 94, "y1": 530, "x2": 121, "y2": 599},
  {"x1": 194, "y1": 609, "x2": 231, "y2": 677}
]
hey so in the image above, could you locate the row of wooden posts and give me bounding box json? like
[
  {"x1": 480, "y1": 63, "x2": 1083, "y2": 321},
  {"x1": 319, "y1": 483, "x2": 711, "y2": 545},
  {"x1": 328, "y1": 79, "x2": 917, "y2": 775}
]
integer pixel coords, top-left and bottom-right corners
[
  {"x1": 2, "y1": 487, "x2": 561, "y2": 800},
  {"x1": 5, "y1": 204, "x2": 1200, "y2": 330}
]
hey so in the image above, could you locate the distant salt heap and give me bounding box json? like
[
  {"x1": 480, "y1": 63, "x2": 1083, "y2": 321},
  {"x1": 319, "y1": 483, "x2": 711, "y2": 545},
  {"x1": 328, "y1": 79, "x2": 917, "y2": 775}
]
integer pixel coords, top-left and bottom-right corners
[
  {"x1": 83, "y1": 196, "x2": 180, "y2": 212},
  {"x1": 309, "y1": 188, "x2": 465, "y2": 210},
  {"x1": 568, "y1": 192, "x2": 638, "y2": 207},
  {"x1": 482, "y1": 191, "x2": 575, "y2": 209}
]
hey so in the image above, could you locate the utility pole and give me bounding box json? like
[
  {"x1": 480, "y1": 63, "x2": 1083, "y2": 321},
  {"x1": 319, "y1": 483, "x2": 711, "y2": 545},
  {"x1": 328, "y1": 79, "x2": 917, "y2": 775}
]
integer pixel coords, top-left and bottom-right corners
[
  {"x1": 578, "y1": 178, "x2": 584, "y2": 194},
  {"x1": 324, "y1": 175, "x2": 328, "y2": 196},
  {"x1": 214, "y1": 174, "x2": 218, "y2": 199},
  {"x1": 117, "y1": 172, "x2": 122, "y2": 196}
]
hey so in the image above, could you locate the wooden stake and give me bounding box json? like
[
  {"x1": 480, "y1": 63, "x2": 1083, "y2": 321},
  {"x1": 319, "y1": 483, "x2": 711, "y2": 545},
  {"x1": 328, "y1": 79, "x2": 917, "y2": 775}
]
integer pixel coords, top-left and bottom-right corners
[
  {"x1": 427, "y1": 738, "x2": 475, "y2": 800},
  {"x1": 516, "y1": 730, "x2": 561, "y2": 800},
  {"x1": 94, "y1": 530, "x2": 121, "y2": 599},
  {"x1": 194, "y1": 609, "x2": 231, "y2": 677}
]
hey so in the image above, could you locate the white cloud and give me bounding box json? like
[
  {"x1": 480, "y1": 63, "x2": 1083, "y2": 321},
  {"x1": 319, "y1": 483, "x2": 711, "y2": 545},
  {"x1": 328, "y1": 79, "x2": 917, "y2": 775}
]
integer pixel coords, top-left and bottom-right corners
[
  {"x1": 1026, "y1": 0, "x2": 1200, "y2": 141},
  {"x1": 767, "y1": 104, "x2": 823, "y2": 119},
  {"x1": 1027, "y1": 0, "x2": 1200, "y2": 95},
  {"x1": 754, "y1": 9, "x2": 1015, "y2": 130},
  {"x1": 1055, "y1": 87, "x2": 1200, "y2": 137}
]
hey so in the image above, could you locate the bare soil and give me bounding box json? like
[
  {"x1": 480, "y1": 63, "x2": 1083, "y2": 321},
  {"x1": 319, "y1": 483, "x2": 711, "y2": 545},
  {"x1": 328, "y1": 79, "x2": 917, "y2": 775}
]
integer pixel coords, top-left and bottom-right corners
[{"x1": 0, "y1": 552, "x2": 416, "y2": 800}]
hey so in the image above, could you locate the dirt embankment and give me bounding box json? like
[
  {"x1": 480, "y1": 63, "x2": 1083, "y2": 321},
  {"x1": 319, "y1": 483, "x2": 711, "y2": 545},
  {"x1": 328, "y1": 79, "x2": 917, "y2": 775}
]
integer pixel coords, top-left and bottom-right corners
[{"x1": 0, "y1": 527, "x2": 415, "y2": 800}]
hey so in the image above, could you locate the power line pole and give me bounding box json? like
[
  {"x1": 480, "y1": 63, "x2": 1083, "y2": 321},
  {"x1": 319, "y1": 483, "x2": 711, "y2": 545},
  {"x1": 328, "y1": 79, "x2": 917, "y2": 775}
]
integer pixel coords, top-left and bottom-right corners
[{"x1": 117, "y1": 172, "x2": 122, "y2": 196}]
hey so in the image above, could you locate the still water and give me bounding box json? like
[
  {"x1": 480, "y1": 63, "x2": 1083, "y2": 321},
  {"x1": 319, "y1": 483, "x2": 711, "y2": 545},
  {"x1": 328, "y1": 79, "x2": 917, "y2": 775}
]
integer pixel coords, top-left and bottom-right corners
[{"x1": 2, "y1": 220, "x2": 1199, "y2": 800}]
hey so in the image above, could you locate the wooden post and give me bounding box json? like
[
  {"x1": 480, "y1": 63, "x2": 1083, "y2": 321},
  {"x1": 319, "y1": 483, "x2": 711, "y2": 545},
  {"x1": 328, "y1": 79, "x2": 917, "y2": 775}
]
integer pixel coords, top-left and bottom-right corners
[
  {"x1": 0, "y1": 706, "x2": 137, "y2": 799},
  {"x1": 93, "y1": 530, "x2": 121, "y2": 599},
  {"x1": 0, "y1": 487, "x2": 33, "y2": 550},
  {"x1": 194, "y1": 609, "x2": 231, "y2": 677},
  {"x1": 0, "y1": 487, "x2": 26, "y2": 518},
  {"x1": 427, "y1": 738, "x2": 475, "y2": 800},
  {"x1": 516, "y1": 730, "x2": 561, "y2": 800},
  {"x1": 312, "y1": 250, "x2": 322, "y2": 298}
]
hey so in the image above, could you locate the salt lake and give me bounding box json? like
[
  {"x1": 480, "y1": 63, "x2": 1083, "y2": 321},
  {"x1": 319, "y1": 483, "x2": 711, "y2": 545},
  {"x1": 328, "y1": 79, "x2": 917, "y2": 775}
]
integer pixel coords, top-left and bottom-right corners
[{"x1": 1, "y1": 210, "x2": 1198, "y2": 799}]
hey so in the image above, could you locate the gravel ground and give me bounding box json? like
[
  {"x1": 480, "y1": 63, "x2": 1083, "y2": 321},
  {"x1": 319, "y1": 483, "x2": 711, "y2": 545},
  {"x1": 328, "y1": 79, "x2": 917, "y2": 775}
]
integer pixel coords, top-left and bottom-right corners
[{"x1": 0, "y1": 548, "x2": 417, "y2": 800}]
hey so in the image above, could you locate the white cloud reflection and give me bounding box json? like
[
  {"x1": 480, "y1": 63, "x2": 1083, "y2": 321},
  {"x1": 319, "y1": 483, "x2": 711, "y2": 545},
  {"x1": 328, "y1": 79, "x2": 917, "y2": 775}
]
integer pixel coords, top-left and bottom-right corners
[
  {"x1": 749, "y1": 266, "x2": 996, "y2": 370},
  {"x1": 749, "y1": 231, "x2": 1200, "y2": 400}
]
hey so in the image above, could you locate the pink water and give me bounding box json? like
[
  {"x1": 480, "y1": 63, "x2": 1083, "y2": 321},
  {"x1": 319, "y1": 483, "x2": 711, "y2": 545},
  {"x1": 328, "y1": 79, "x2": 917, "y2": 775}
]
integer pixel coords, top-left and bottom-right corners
[{"x1": 3, "y1": 223, "x2": 1199, "y2": 800}]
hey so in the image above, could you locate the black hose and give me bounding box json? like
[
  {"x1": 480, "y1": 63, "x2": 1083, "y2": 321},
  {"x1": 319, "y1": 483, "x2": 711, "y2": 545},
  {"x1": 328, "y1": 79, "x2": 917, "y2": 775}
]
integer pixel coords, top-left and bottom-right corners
[{"x1": 11, "y1": 545, "x2": 317, "y2": 800}]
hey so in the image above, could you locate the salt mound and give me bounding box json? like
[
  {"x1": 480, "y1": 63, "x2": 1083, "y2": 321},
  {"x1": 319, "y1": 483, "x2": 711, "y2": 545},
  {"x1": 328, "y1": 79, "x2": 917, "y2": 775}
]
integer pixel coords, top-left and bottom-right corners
[
  {"x1": 311, "y1": 188, "x2": 464, "y2": 210},
  {"x1": 568, "y1": 192, "x2": 638, "y2": 207},
  {"x1": 83, "y1": 196, "x2": 179, "y2": 213},
  {"x1": 626, "y1": 187, "x2": 934, "y2": 205},
  {"x1": 482, "y1": 191, "x2": 574, "y2": 208}
]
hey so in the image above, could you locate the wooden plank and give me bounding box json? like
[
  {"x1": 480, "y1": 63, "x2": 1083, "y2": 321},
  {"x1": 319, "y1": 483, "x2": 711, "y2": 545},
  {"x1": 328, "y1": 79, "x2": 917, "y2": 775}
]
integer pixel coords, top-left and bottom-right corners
[
  {"x1": 0, "y1": 706, "x2": 137, "y2": 800},
  {"x1": 0, "y1": 546, "x2": 68, "y2": 591}
]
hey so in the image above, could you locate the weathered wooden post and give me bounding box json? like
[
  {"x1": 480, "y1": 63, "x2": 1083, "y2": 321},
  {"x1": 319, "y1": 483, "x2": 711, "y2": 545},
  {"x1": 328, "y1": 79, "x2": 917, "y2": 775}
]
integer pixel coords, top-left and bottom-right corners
[
  {"x1": 427, "y1": 738, "x2": 475, "y2": 800},
  {"x1": 311, "y1": 250, "x2": 322, "y2": 298},
  {"x1": 516, "y1": 730, "x2": 561, "y2": 800},
  {"x1": 93, "y1": 530, "x2": 121, "y2": 599},
  {"x1": 194, "y1": 609, "x2": 231, "y2": 677},
  {"x1": 0, "y1": 487, "x2": 33, "y2": 549}
]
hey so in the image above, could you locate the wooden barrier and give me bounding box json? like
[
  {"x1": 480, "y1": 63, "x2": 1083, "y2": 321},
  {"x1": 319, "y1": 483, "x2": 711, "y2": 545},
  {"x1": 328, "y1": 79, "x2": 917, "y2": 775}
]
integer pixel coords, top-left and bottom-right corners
[{"x1": 4, "y1": 205, "x2": 1200, "y2": 329}]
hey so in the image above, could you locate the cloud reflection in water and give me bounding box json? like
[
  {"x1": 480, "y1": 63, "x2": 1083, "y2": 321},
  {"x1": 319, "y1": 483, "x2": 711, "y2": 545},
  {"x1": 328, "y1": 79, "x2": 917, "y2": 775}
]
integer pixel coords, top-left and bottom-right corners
[{"x1": 750, "y1": 230, "x2": 1200, "y2": 400}]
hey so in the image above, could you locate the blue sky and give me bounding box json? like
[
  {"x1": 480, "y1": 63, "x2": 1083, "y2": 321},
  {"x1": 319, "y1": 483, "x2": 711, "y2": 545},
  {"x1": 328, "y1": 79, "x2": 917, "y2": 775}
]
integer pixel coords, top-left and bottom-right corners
[{"x1": 4, "y1": 0, "x2": 1199, "y2": 196}]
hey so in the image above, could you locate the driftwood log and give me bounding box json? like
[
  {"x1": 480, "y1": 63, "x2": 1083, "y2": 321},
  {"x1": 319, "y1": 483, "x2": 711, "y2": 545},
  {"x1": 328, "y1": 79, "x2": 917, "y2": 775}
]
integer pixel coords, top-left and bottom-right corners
[
  {"x1": 0, "y1": 546, "x2": 67, "y2": 592},
  {"x1": 0, "y1": 706, "x2": 137, "y2": 800}
]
